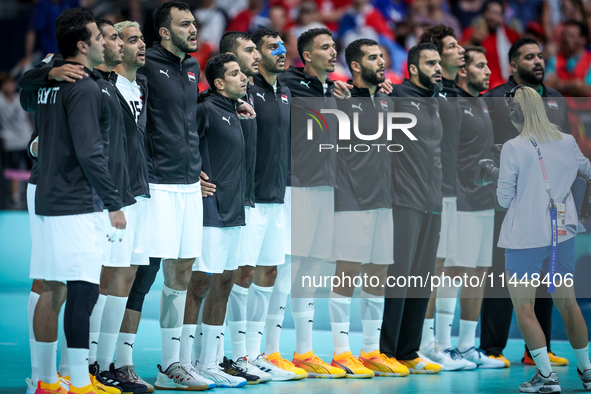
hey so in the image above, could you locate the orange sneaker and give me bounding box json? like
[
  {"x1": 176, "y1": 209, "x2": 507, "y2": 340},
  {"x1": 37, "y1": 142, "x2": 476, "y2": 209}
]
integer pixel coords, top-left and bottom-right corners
[
  {"x1": 489, "y1": 354, "x2": 510, "y2": 368},
  {"x1": 265, "y1": 352, "x2": 308, "y2": 379},
  {"x1": 359, "y1": 350, "x2": 410, "y2": 377},
  {"x1": 68, "y1": 383, "x2": 98, "y2": 394},
  {"x1": 549, "y1": 352, "x2": 569, "y2": 366},
  {"x1": 292, "y1": 351, "x2": 346, "y2": 378},
  {"x1": 331, "y1": 351, "x2": 374, "y2": 379},
  {"x1": 399, "y1": 357, "x2": 442, "y2": 374},
  {"x1": 35, "y1": 380, "x2": 68, "y2": 394}
]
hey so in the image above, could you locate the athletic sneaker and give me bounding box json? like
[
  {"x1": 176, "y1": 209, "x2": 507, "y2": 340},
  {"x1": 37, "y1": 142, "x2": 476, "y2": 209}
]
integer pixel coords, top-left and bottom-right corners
[
  {"x1": 420, "y1": 341, "x2": 465, "y2": 371},
  {"x1": 219, "y1": 357, "x2": 261, "y2": 385},
  {"x1": 440, "y1": 349, "x2": 476, "y2": 370},
  {"x1": 114, "y1": 366, "x2": 154, "y2": 393},
  {"x1": 68, "y1": 383, "x2": 98, "y2": 394},
  {"x1": 88, "y1": 364, "x2": 122, "y2": 394},
  {"x1": 234, "y1": 357, "x2": 272, "y2": 383},
  {"x1": 265, "y1": 352, "x2": 308, "y2": 380},
  {"x1": 154, "y1": 363, "x2": 212, "y2": 391},
  {"x1": 27, "y1": 378, "x2": 37, "y2": 394},
  {"x1": 523, "y1": 351, "x2": 569, "y2": 367},
  {"x1": 99, "y1": 364, "x2": 147, "y2": 394},
  {"x1": 251, "y1": 355, "x2": 297, "y2": 381},
  {"x1": 398, "y1": 357, "x2": 442, "y2": 374},
  {"x1": 489, "y1": 354, "x2": 510, "y2": 368},
  {"x1": 577, "y1": 368, "x2": 591, "y2": 391},
  {"x1": 519, "y1": 369, "x2": 561, "y2": 393},
  {"x1": 292, "y1": 351, "x2": 346, "y2": 378},
  {"x1": 198, "y1": 362, "x2": 247, "y2": 388},
  {"x1": 35, "y1": 380, "x2": 68, "y2": 394},
  {"x1": 358, "y1": 350, "x2": 410, "y2": 377},
  {"x1": 331, "y1": 351, "x2": 374, "y2": 379},
  {"x1": 460, "y1": 347, "x2": 505, "y2": 369}
]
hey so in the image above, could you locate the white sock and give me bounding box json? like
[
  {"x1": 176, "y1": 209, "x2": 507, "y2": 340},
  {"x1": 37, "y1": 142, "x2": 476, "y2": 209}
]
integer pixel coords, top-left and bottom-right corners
[
  {"x1": 58, "y1": 333, "x2": 69, "y2": 377},
  {"x1": 435, "y1": 295, "x2": 456, "y2": 350},
  {"x1": 246, "y1": 284, "x2": 273, "y2": 358},
  {"x1": 200, "y1": 324, "x2": 222, "y2": 367},
  {"x1": 97, "y1": 296, "x2": 127, "y2": 371},
  {"x1": 291, "y1": 297, "x2": 315, "y2": 354},
  {"x1": 264, "y1": 286, "x2": 289, "y2": 356},
  {"x1": 574, "y1": 345, "x2": 591, "y2": 372},
  {"x1": 421, "y1": 318, "x2": 435, "y2": 349},
  {"x1": 329, "y1": 292, "x2": 351, "y2": 355},
  {"x1": 115, "y1": 332, "x2": 136, "y2": 368},
  {"x1": 179, "y1": 324, "x2": 196, "y2": 365},
  {"x1": 159, "y1": 285, "x2": 187, "y2": 370},
  {"x1": 68, "y1": 348, "x2": 91, "y2": 388},
  {"x1": 530, "y1": 346, "x2": 552, "y2": 376},
  {"x1": 37, "y1": 341, "x2": 58, "y2": 384},
  {"x1": 456, "y1": 319, "x2": 478, "y2": 352},
  {"x1": 217, "y1": 324, "x2": 226, "y2": 363},
  {"x1": 246, "y1": 321, "x2": 266, "y2": 358},
  {"x1": 192, "y1": 323, "x2": 203, "y2": 364},
  {"x1": 89, "y1": 294, "x2": 107, "y2": 364},
  {"x1": 28, "y1": 292, "x2": 40, "y2": 384},
  {"x1": 227, "y1": 284, "x2": 248, "y2": 360},
  {"x1": 360, "y1": 291, "x2": 384, "y2": 354},
  {"x1": 228, "y1": 321, "x2": 247, "y2": 360}
]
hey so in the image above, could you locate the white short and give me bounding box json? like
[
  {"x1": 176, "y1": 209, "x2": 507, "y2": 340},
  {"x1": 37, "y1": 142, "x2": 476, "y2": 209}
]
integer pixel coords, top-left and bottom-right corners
[
  {"x1": 331, "y1": 209, "x2": 394, "y2": 265},
  {"x1": 239, "y1": 203, "x2": 286, "y2": 267},
  {"x1": 283, "y1": 186, "x2": 291, "y2": 255},
  {"x1": 436, "y1": 197, "x2": 458, "y2": 261},
  {"x1": 192, "y1": 226, "x2": 241, "y2": 273},
  {"x1": 27, "y1": 184, "x2": 43, "y2": 278},
  {"x1": 103, "y1": 197, "x2": 150, "y2": 267},
  {"x1": 291, "y1": 186, "x2": 334, "y2": 259},
  {"x1": 444, "y1": 209, "x2": 494, "y2": 268},
  {"x1": 147, "y1": 183, "x2": 203, "y2": 259},
  {"x1": 30, "y1": 210, "x2": 104, "y2": 284}
]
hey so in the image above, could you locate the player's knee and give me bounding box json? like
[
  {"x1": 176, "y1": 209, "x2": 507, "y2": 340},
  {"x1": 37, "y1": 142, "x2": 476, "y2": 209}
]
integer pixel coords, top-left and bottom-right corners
[
  {"x1": 235, "y1": 265, "x2": 254, "y2": 287},
  {"x1": 64, "y1": 281, "x2": 99, "y2": 348},
  {"x1": 188, "y1": 272, "x2": 211, "y2": 300},
  {"x1": 126, "y1": 259, "x2": 160, "y2": 312}
]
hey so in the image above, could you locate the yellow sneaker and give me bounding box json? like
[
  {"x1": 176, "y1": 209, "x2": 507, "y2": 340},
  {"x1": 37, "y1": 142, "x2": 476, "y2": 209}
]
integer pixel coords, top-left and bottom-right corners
[
  {"x1": 265, "y1": 352, "x2": 308, "y2": 380},
  {"x1": 359, "y1": 350, "x2": 410, "y2": 377},
  {"x1": 331, "y1": 351, "x2": 374, "y2": 379},
  {"x1": 88, "y1": 374, "x2": 121, "y2": 394},
  {"x1": 489, "y1": 354, "x2": 510, "y2": 368},
  {"x1": 35, "y1": 380, "x2": 68, "y2": 394},
  {"x1": 292, "y1": 351, "x2": 346, "y2": 378},
  {"x1": 68, "y1": 383, "x2": 98, "y2": 394},
  {"x1": 399, "y1": 357, "x2": 442, "y2": 374},
  {"x1": 549, "y1": 352, "x2": 569, "y2": 366}
]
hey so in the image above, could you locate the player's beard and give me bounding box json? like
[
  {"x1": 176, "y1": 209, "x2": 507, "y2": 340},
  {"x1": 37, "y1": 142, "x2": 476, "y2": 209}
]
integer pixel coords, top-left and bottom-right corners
[
  {"x1": 361, "y1": 65, "x2": 385, "y2": 87},
  {"x1": 171, "y1": 31, "x2": 196, "y2": 54},
  {"x1": 103, "y1": 47, "x2": 122, "y2": 68},
  {"x1": 518, "y1": 66, "x2": 544, "y2": 85},
  {"x1": 418, "y1": 67, "x2": 442, "y2": 93}
]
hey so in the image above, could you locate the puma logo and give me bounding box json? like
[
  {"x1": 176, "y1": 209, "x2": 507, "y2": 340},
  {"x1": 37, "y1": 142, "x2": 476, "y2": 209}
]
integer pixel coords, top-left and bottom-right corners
[
  {"x1": 172, "y1": 337, "x2": 181, "y2": 341},
  {"x1": 308, "y1": 320, "x2": 313, "y2": 323},
  {"x1": 124, "y1": 342, "x2": 134, "y2": 348},
  {"x1": 257, "y1": 331, "x2": 263, "y2": 335},
  {"x1": 215, "y1": 336, "x2": 220, "y2": 339},
  {"x1": 411, "y1": 101, "x2": 420, "y2": 111},
  {"x1": 189, "y1": 335, "x2": 194, "y2": 339},
  {"x1": 464, "y1": 108, "x2": 474, "y2": 117},
  {"x1": 101, "y1": 88, "x2": 110, "y2": 96},
  {"x1": 222, "y1": 116, "x2": 231, "y2": 125},
  {"x1": 279, "y1": 306, "x2": 286, "y2": 310},
  {"x1": 340, "y1": 331, "x2": 349, "y2": 335},
  {"x1": 238, "y1": 331, "x2": 246, "y2": 335},
  {"x1": 352, "y1": 103, "x2": 362, "y2": 111},
  {"x1": 257, "y1": 92, "x2": 265, "y2": 101},
  {"x1": 160, "y1": 69, "x2": 169, "y2": 78},
  {"x1": 439, "y1": 92, "x2": 447, "y2": 101},
  {"x1": 300, "y1": 80, "x2": 311, "y2": 88},
  {"x1": 308, "y1": 302, "x2": 314, "y2": 306},
  {"x1": 276, "y1": 324, "x2": 282, "y2": 328},
  {"x1": 91, "y1": 341, "x2": 98, "y2": 345}
]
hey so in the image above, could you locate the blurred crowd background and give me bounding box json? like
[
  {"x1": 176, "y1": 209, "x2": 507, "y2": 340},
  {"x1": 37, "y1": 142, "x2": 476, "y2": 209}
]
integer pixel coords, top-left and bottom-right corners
[{"x1": 2, "y1": 0, "x2": 591, "y2": 209}]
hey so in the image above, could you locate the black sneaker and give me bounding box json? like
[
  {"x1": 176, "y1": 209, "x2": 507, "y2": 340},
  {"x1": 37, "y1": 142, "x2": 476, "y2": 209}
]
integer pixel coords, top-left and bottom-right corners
[
  {"x1": 219, "y1": 357, "x2": 261, "y2": 385},
  {"x1": 99, "y1": 363, "x2": 148, "y2": 394}
]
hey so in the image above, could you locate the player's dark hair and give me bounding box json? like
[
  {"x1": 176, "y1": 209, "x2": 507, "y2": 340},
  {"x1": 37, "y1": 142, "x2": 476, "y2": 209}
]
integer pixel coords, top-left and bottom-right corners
[
  {"x1": 297, "y1": 27, "x2": 332, "y2": 64},
  {"x1": 407, "y1": 42, "x2": 438, "y2": 76},
  {"x1": 205, "y1": 53, "x2": 238, "y2": 92},
  {"x1": 55, "y1": 8, "x2": 95, "y2": 59},
  {"x1": 95, "y1": 18, "x2": 114, "y2": 34},
  {"x1": 153, "y1": 1, "x2": 191, "y2": 37},
  {"x1": 219, "y1": 31, "x2": 252, "y2": 55},
  {"x1": 345, "y1": 38, "x2": 378, "y2": 74},
  {"x1": 508, "y1": 37, "x2": 540, "y2": 62},
  {"x1": 463, "y1": 45, "x2": 487, "y2": 68},
  {"x1": 251, "y1": 28, "x2": 280, "y2": 48},
  {"x1": 418, "y1": 24, "x2": 457, "y2": 54}
]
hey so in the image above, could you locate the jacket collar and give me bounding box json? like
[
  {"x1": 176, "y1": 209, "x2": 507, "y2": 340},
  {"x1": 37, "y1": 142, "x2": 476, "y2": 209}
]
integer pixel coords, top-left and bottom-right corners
[
  {"x1": 152, "y1": 41, "x2": 192, "y2": 64},
  {"x1": 287, "y1": 66, "x2": 334, "y2": 89},
  {"x1": 347, "y1": 80, "x2": 375, "y2": 97},
  {"x1": 401, "y1": 78, "x2": 435, "y2": 97},
  {"x1": 207, "y1": 90, "x2": 238, "y2": 111},
  {"x1": 253, "y1": 73, "x2": 283, "y2": 90}
]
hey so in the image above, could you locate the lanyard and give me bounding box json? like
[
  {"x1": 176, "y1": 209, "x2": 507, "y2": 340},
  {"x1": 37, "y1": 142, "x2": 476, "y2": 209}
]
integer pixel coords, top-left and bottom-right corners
[{"x1": 530, "y1": 138, "x2": 557, "y2": 293}]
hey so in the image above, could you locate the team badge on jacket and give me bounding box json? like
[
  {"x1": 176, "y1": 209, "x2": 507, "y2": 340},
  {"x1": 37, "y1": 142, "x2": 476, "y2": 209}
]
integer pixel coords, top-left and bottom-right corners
[
  {"x1": 187, "y1": 72, "x2": 196, "y2": 82},
  {"x1": 380, "y1": 100, "x2": 388, "y2": 110},
  {"x1": 281, "y1": 94, "x2": 288, "y2": 104},
  {"x1": 548, "y1": 100, "x2": 558, "y2": 109},
  {"x1": 482, "y1": 106, "x2": 489, "y2": 115}
]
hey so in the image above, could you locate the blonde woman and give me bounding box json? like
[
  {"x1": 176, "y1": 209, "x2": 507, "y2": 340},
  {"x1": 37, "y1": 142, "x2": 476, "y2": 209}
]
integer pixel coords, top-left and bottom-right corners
[{"x1": 498, "y1": 85, "x2": 591, "y2": 393}]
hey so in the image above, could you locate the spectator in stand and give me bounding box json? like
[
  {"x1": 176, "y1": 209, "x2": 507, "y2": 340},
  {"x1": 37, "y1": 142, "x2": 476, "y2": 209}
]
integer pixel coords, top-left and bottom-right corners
[
  {"x1": 380, "y1": 44, "x2": 404, "y2": 83},
  {"x1": 194, "y1": 0, "x2": 229, "y2": 51},
  {"x1": 452, "y1": 0, "x2": 486, "y2": 30},
  {"x1": 0, "y1": 72, "x2": 33, "y2": 209},
  {"x1": 546, "y1": 20, "x2": 591, "y2": 96},
  {"x1": 462, "y1": 0, "x2": 520, "y2": 89},
  {"x1": 291, "y1": 1, "x2": 328, "y2": 38},
  {"x1": 268, "y1": 0, "x2": 290, "y2": 36},
  {"x1": 283, "y1": 30, "x2": 302, "y2": 68},
  {"x1": 337, "y1": 0, "x2": 395, "y2": 47},
  {"x1": 541, "y1": 0, "x2": 587, "y2": 43},
  {"x1": 413, "y1": 0, "x2": 462, "y2": 41},
  {"x1": 226, "y1": 0, "x2": 264, "y2": 33},
  {"x1": 506, "y1": 0, "x2": 545, "y2": 34},
  {"x1": 373, "y1": 0, "x2": 407, "y2": 28},
  {"x1": 17, "y1": 0, "x2": 78, "y2": 69},
  {"x1": 316, "y1": 0, "x2": 352, "y2": 32},
  {"x1": 217, "y1": 0, "x2": 249, "y2": 20}
]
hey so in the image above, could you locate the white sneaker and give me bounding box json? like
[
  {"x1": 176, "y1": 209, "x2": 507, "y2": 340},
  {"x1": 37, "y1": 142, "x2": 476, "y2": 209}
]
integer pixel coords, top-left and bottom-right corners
[
  {"x1": 460, "y1": 347, "x2": 505, "y2": 369},
  {"x1": 420, "y1": 341, "x2": 465, "y2": 371},
  {"x1": 198, "y1": 363, "x2": 247, "y2": 388},
  {"x1": 577, "y1": 368, "x2": 591, "y2": 391},
  {"x1": 26, "y1": 378, "x2": 35, "y2": 394},
  {"x1": 442, "y1": 348, "x2": 477, "y2": 370},
  {"x1": 181, "y1": 363, "x2": 215, "y2": 389},
  {"x1": 155, "y1": 362, "x2": 213, "y2": 391},
  {"x1": 251, "y1": 355, "x2": 297, "y2": 381},
  {"x1": 234, "y1": 357, "x2": 272, "y2": 383},
  {"x1": 417, "y1": 351, "x2": 444, "y2": 369},
  {"x1": 520, "y1": 369, "x2": 561, "y2": 393}
]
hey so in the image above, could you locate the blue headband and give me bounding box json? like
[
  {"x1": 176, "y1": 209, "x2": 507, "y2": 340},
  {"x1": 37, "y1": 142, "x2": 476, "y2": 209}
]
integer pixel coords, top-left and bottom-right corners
[{"x1": 271, "y1": 40, "x2": 287, "y2": 56}]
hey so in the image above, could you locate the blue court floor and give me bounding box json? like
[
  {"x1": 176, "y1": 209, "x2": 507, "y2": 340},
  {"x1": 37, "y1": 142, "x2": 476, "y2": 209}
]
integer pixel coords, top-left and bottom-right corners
[{"x1": 1, "y1": 290, "x2": 590, "y2": 394}]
